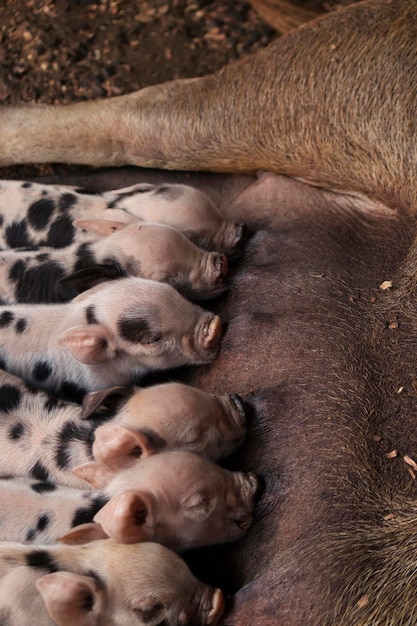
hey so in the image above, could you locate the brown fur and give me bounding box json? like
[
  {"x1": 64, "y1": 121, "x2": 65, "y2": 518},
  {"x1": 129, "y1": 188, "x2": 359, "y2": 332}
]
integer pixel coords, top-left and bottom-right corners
[
  {"x1": 1, "y1": 1, "x2": 416, "y2": 211},
  {"x1": 248, "y1": 0, "x2": 361, "y2": 33}
]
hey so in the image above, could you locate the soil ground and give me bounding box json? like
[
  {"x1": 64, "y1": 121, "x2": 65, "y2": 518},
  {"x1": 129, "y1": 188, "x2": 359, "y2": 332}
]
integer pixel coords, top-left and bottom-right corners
[{"x1": 0, "y1": 0, "x2": 276, "y2": 180}]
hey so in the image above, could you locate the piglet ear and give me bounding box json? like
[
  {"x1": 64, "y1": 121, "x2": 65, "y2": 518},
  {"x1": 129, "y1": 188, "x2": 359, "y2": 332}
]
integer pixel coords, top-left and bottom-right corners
[
  {"x1": 72, "y1": 461, "x2": 115, "y2": 488},
  {"x1": 74, "y1": 217, "x2": 130, "y2": 237},
  {"x1": 92, "y1": 424, "x2": 154, "y2": 470},
  {"x1": 93, "y1": 491, "x2": 151, "y2": 543},
  {"x1": 57, "y1": 324, "x2": 115, "y2": 365},
  {"x1": 36, "y1": 571, "x2": 103, "y2": 626},
  {"x1": 60, "y1": 265, "x2": 125, "y2": 294},
  {"x1": 80, "y1": 386, "x2": 131, "y2": 419},
  {"x1": 58, "y1": 522, "x2": 108, "y2": 546}
]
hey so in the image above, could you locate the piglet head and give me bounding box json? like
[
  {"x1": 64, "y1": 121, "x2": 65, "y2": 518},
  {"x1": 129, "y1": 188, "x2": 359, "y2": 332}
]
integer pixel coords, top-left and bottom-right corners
[
  {"x1": 93, "y1": 382, "x2": 246, "y2": 467},
  {"x1": 38, "y1": 540, "x2": 225, "y2": 626},
  {"x1": 212, "y1": 220, "x2": 247, "y2": 257},
  {"x1": 74, "y1": 451, "x2": 260, "y2": 551},
  {"x1": 58, "y1": 278, "x2": 222, "y2": 371}
]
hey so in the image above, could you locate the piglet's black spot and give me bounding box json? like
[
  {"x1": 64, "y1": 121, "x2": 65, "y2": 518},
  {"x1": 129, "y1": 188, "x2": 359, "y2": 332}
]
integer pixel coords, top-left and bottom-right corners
[
  {"x1": 32, "y1": 360, "x2": 52, "y2": 382},
  {"x1": 36, "y1": 252, "x2": 50, "y2": 262},
  {"x1": 59, "y1": 381, "x2": 86, "y2": 403},
  {"x1": 71, "y1": 495, "x2": 108, "y2": 527},
  {"x1": 86, "y1": 305, "x2": 99, "y2": 325},
  {"x1": 21, "y1": 182, "x2": 32, "y2": 189},
  {"x1": 59, "y1": 192, "x2": 77, "y2": 212},
  {"x1": 25, "y1": 550, "x2": 58, "y2": 572},
  {"x1": 9, "y1": 422, "x2": 25, "y2": 440},
  {"x1": 44, "y1": 396, "x2": 66, "y2": 412},
  {"x1": 0, "y1": 214, "x2": 4, "y2": 228},
  {"x1": 117, "y1": 317, "x2": 161, "y2": 344},
  {"x1": 155, "y1": 184, "x2": 183, "y2": 201},
  {"x1": 45, "y1": 214, "x2": 74, "y2": 248},
  {"x1": 15, "y1": 318, "x2": 28, "y2": 334},
  {"x1": 31, "y1": 461, "x2": 49, "y2": 481},
  {"x1": 14, "y1": 261, "x2": 69, "y2": 304},
  {"x1": 74, "y1": 242, "x2": 96, "y2": 271},
  {"x1": 31, "y1": 481, "x2": 57, "y2": 494},
  {"x1": 0, "y1": 384, "x2": 21, "y2": 413},
  {"x1": 27, "y1": 198, "x2": 55, "y2": 231},
  {"x1": 9, "y1": 259, "x2": 27, "y2": 282},
  {"x1": 0, "y1": 311, "x2": 14, "y2": 328},
  {"x1": 55, "y1": 421, "x2": 95, "y2": 470},
  {"x1": 26, "y1": 514, "x2": 50, "y2": 543},
  {"x1": 5, "y1": 220, "x2": 33, "y2": 247}
]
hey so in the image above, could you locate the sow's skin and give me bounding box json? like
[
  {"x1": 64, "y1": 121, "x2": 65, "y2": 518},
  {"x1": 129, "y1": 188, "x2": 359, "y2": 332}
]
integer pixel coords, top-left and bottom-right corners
[
  {"x1": 0, "y1": 539, "x2": 224, "y2": 626},
  {"x1": 35, "y1": 169, "x2": 417, "y2": 626}
]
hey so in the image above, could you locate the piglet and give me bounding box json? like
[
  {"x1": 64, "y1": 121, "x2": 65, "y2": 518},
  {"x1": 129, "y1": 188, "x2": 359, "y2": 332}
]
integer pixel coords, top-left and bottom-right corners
[
  {"x1": 0, "y1": 475, "x2": 106, "y2": 544},
  {"x1": 0, "y1": 453, "x2": 258, "y2": 551},
  {"x1": 100, "y1": 182, "x2": 246, "y2": 254},
  {"x1": 69, "y1": 450, "x2": 260, "y2": 551},
  {"x1": 0, "y1": 218, "x2": 228, "y2": 304},
  {"x1": 0, "y1": 276, "x2": 222, "y2": 400},
  {"x1": 92, "y1": 380, "x2": 246, "y2": 468},
  {"x1": 0, "y1": 178, "x2": 245, "y2": 254},
  {"x1": 0, "y1": 369, "x2": 246, "y2": 488},
  {"x1": 0, "y1": 539, "x2": 224, "y2": 626}
]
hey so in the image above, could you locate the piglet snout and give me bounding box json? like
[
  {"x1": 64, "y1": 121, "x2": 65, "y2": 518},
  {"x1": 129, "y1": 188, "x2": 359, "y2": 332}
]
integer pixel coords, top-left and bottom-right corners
[
  {"x1": 200, "y1": 314, "x2": 222, "y2": 351},
  {"x1": 207, "y1": 588, "x2": 225, "y2": 625},
  {"x1": 211, "y1": 253, "x2": 228, "y2": 284},
  {"x1": 217, "y1": 221, "x2": 247, "y2": 256},
  {"x1": 228, "y1": 394, "x2": 246, "y2": 430},
  {"x1": 247, "y1": 471, "x2": 262, "y2": 501}
]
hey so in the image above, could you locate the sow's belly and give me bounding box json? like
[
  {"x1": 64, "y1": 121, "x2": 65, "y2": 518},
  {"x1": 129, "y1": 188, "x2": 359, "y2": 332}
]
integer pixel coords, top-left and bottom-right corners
[{"x1": 39, "y1": 168, "x2": 417, "y2": 626}]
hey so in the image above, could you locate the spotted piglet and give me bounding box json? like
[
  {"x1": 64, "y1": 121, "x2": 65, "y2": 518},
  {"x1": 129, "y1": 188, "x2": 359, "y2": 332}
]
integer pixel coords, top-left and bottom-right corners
[
  {"x1": 70, "y1": 450, "x2": 260, "y2": 551},
  {"x1": 0, "y1": 276, "x2": 222, "y2": 400},
  {"x1": 0, "y1": 452, "x2": 259, "y2": 551},
  {"x1": 0, "y1": 369, "x2": 246, "y2": 488},
  {"x1": 0, "y1": 476, "x2": 105, "y2": 544},
  {"x1": 0, "y1": 179, "x2": 245, "y2": 254},
  {"x1": 0, "y1": 539, "x2": 224, "y2": 626},
  {"x1": 0, "y1": 218, "x2": 228, "y2": 304}
]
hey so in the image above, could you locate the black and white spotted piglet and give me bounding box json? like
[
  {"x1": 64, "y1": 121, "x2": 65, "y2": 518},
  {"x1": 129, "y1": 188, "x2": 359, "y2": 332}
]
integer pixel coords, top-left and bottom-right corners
[
  {"x1": 0, "y1": 218, "x2": 228, "y2": 304},
  {"x1": 0, "y1": 276, "x2": 222, "y2": 400},
  {"x1": 0, "y1": 450, "x2": 259, "y2": 552},
  {"x1": 0, "y1": 369, "x2": 246, "y2": 488},
  {"x1": 0, "y1": 539, "x2": 224, "y2": 626},
  {"x1": 0, "y1": 476, "x2": 106, "y2": 544},
  {"x1": 0, "y1": 179, "x2": 245, "y2": 254}
]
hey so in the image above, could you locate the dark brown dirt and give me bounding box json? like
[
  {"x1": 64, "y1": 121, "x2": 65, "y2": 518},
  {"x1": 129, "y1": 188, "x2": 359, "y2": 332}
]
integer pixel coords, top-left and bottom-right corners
[{"x1": 0, "y1": 0, "x2": 276, "y2": 179}]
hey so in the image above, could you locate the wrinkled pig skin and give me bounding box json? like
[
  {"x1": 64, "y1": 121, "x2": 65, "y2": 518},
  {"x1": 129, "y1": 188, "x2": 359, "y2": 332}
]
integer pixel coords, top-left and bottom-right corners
[
  {"x1": 0, "y1": 539, "x2": 225, "y2": 626},
  {"x1": 34, "y1": 168, "x2": 417, "y2": 626}
]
